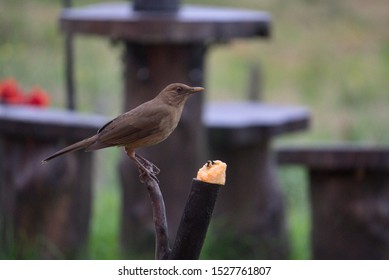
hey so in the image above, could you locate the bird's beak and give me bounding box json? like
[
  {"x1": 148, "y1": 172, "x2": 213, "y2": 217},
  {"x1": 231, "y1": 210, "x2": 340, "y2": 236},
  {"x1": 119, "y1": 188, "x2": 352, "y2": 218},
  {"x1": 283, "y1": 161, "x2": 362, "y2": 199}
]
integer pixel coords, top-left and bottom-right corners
[{"x1": 190, "y1": 87, "x2": 204, "y2": 93}]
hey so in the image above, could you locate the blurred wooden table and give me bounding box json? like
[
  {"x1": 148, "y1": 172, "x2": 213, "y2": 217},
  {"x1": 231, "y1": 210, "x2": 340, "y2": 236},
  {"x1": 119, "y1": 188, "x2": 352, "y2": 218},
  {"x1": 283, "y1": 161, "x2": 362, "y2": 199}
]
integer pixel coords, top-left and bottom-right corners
[
  {"x1": 60, "y1": 2, "x2": 271, "y2": 257},
  {"x1": 205, "y1": 102, "x2": 310, "y2": 259},
  {"x1": 278, "y1": 145, "x2": 389, "y2": 259},
  {"x1": 0, "y1": 105, "x2": 106, "y2": 259}
]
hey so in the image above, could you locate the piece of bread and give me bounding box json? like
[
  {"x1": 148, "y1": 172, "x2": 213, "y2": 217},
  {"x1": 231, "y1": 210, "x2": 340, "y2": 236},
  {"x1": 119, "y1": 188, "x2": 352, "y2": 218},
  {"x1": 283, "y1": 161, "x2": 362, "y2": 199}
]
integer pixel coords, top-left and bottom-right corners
[{"x1": 196, "y1": 160, "x2": 227, "y2": 185}]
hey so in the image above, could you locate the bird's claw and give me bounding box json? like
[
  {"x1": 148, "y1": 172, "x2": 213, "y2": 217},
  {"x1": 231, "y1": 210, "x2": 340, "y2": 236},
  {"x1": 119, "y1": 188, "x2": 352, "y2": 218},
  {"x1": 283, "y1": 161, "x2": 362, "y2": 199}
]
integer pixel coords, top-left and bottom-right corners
[
  {"x1": 138, "y1": 166, "x2": 159, "y2": 184},
  {"x1": 132, "y1": 153, "x2": 160, "y2": 183}
]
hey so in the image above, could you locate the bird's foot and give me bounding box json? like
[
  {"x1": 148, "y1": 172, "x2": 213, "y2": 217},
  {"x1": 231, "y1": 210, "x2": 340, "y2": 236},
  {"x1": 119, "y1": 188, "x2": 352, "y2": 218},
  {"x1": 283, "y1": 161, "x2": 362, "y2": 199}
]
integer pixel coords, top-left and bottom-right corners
[
  {"x1": 134, "y1": 153, "x2": 160, "y2": 183},
  {"x1": 134, "y1": 153, "x2": 160, "y2": 175},
  {"x1": 137, "y1": 164, "x2": 159, "y2": 184}
]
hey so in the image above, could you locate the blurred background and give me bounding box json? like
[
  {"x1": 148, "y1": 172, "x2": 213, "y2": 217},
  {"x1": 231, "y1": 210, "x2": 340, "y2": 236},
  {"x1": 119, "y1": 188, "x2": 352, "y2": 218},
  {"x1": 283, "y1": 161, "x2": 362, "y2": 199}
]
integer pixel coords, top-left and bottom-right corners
[{"x1": 1, "y1": 0, "x2": 388, "y2": 259}]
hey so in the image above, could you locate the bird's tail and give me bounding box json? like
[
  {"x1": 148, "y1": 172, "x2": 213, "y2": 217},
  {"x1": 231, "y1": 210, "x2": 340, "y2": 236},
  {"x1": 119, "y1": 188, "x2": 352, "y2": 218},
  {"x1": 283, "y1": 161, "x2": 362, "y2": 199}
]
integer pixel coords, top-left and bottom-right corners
[{"x1": 42, "y1": 135, "x2": 98, "y2": 163}]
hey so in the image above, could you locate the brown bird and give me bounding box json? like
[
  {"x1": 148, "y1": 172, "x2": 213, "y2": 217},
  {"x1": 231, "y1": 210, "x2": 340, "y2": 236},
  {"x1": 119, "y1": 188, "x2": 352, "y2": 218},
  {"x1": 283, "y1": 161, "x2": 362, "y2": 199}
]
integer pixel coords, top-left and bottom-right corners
[{"x1": 42, "y1": 83, "x2": 204, "y2": 180}]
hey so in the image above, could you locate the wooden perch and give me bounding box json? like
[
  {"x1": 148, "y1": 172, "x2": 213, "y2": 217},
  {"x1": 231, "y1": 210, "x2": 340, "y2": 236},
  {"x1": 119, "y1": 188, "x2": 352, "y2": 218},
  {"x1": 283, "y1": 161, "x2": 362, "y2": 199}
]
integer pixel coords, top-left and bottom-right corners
[
  {"x1": 168, "y1": 179, "x2": 221, "y2": 260},
  {"x1": 169, "y1": 160, "x2": 226, "y2": 260},
  {"x1": 138, "y1": 159, "x2": 226, "y2": 260}
]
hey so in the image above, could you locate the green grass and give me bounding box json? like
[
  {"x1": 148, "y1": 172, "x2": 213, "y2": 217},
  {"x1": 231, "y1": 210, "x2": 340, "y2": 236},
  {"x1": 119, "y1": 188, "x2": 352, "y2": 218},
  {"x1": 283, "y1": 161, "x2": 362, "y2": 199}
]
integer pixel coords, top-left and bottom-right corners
[
  {"x1": 88, "y1": 183, "x2": 121, "y2": 259},
  {"x1": 1, "y1": 0, "x2": 389, "y2": 259},
  {"x1": 278, "y1": 166, "x2": 311, "y2": 260}
]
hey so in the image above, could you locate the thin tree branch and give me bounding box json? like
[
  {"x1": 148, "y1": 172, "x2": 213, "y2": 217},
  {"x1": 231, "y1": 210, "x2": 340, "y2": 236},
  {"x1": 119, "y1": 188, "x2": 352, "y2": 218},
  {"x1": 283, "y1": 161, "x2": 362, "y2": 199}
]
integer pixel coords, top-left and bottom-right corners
[{"x1": 139, "y1": 172, "x2": 171, "y2": 260}]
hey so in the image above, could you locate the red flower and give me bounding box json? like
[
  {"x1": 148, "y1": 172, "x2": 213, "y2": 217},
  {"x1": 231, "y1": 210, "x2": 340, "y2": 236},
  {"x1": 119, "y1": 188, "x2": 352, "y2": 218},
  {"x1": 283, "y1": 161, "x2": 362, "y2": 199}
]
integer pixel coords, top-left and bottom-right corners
[
  {"x1": 0, "y1": 78, "x2": 51, "y2": 107},
  {"x1": 0, "y1": 78, "x2": 24, "y2": 105},
  {"x1": 25, "y1": 87, "x2": 50, "y2": 107}
]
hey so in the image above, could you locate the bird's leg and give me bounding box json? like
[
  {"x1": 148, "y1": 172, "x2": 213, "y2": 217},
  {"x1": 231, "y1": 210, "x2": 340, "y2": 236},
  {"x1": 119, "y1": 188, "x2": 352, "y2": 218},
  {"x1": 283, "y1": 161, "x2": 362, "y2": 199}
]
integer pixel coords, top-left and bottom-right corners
[{"x1": 125, "y1": 148, "x2": 159, "y2": 183}]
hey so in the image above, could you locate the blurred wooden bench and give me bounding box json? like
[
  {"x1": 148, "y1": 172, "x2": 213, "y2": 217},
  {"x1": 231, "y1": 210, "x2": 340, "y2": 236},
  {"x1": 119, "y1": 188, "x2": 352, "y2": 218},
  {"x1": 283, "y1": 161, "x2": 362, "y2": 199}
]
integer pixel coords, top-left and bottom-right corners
[
  {"x1": 0, "y1": 105, "x2": 106, "y2": 259},
  {"x1": 277, "y1": 145, "x2": 389, "y2": 259},
  {"x1": 204, "y1": 101, "x2": 310, "y2": 259}
]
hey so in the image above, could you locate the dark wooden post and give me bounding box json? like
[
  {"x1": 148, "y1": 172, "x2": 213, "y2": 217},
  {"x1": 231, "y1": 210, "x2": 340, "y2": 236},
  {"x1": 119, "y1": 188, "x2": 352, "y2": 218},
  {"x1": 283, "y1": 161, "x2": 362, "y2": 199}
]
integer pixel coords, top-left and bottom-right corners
[
  {"x1": 277, "y1": 146, "x2": 389, "y2": 259},
  {"x1": 169, "y1": 179, "x2": 221, "y2": 260},
  {"x1": 0, "y1": 105, "x2": 106, "y2": 259},
  {"x1": 63, "y1": 0, "x2": 76, "y2": 110}
]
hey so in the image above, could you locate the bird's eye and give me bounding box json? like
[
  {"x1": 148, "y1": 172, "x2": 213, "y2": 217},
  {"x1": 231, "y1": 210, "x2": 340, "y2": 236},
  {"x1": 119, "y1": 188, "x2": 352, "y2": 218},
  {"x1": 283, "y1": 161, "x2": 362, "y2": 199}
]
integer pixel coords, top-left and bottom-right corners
[{"x1": 176, "y1": 87, "x2": 183, "y2": 94}]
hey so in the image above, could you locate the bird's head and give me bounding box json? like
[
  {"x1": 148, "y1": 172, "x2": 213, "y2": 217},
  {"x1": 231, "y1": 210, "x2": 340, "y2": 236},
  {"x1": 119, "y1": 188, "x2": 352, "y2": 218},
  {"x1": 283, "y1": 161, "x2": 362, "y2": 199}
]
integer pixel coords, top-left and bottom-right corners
[{"x1": 159, "y1": 83, "x2": 204, "y2": 106}]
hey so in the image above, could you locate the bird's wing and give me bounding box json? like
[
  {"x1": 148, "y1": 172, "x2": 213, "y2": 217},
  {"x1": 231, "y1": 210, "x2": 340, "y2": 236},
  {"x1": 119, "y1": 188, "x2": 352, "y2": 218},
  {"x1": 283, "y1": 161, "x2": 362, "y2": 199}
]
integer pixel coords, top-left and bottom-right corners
[{"x1": 88, "y1": 102, "x2": 166, "y2": 150}]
